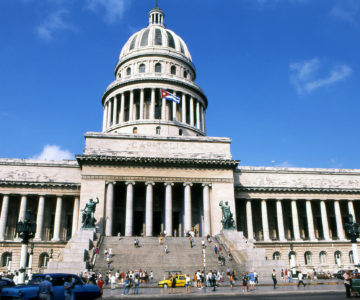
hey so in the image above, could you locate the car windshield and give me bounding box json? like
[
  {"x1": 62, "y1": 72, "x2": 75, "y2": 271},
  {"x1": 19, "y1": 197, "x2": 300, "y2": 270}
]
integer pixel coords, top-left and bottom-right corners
[
  {"x1": 1, "y1": 279, "x2": 15, "y2": 287},
  {"x1": 30, "y1": 275, "x2": 83, "y2": 286}
]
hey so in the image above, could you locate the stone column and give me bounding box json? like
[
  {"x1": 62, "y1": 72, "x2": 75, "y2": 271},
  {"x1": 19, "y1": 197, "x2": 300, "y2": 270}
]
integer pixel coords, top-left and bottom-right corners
[
  {"x1": 164, "y1": 183, "x2": 173, "y2": 236},
  {"x1": 196, "y1": 101, "x2": 200, "y2": 129},
  {"x1": 120, "y1": 93, "x2": 125, "y2": 122},
  {"x1": 105, "y1": 182, "x2": 115, "y2": 236},
  {"x1": 112, "y1": 95, "x2": 118, "y2": 125},
  {"x1": 172, "y1": 93, "x2": 177, "y2": 121},
  {"x1": 129, "y1": 90, "x2": 134, "y2": 121},
  {"x1": 145, "y1": 182, "x2": 155, "y2": 237},
  {"x1": 34, "y1": 195, "x2": 45, "y2": 241},
  {"x1": 276, "y1": 200, "x2": 286, "y2": 241},
  {"x1": 181, "y1": 94, "x2": 186, "y2": 123},
  {"x1": 18, "y1": 195, "x2": 27, "y2": 222},
  {"x1": 190, "y1": 97, "x2": 194, "y2": 126},
  {"x1": 306, "y1": 200, "x2": 316, "y2": 240},
  {"x1": 348, "y1": 200, "x2": 356, "y2": 222},
  {"x1": 72, "y1": 196, "x2": 79, "y2": 236},
  {"x1": 183, "y1": 183, "x2": 192, "y2": 234},
  {"x1": 291, "y1": 200, "x2": 301, "y2": 241},
  {"x1": 107, "y1": 98, "x2": 112, "y2": 128},
  {"x1": 261, "y1": 199, "x2": 270, "y2": 241},
  {"x1": 200, "y1": 105, "x2": 205, "y2": 131},
  {"x1": 334, "y1": 200, "x2": 345, "y2": 240},
  {"x1": 202, "y1": 183, "x2": 211, "y2": 237},
  {"x1": 150, "y1": 88, "x2": 155, "y2": 119},
  {"x1": 320, "y1": 200, "x2": 330, "y2": 240},
  {"x1": 102, "y1": 104, "x2": 107, "y2": 131},
  {"x1": 246, "y1": 200, "x2": 254, "y2": 240},
  {"x1": 52, "y1": 196, "x2": 62, "y2": 241},
  {"x1": 140, "y1": 89, "x2": 144, "y2": 120},
  {"x1": 0, "y1": 194, "x2": 10, "y2": 241},
  {"x1": 125, "y1": 182, "x2": 135, "y2": 236}
]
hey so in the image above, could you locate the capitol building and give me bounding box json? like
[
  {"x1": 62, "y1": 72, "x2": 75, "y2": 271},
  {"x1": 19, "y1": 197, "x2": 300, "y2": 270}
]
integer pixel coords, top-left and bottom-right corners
[{"x1": 0, "y1": 6, "x2": 359, "y2": 274}]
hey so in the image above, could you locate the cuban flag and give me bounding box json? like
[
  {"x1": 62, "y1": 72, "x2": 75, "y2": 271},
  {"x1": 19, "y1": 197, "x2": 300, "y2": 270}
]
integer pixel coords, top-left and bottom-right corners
[{"x1": 161, "y1": 89, "x2": 180, "y2": 104}]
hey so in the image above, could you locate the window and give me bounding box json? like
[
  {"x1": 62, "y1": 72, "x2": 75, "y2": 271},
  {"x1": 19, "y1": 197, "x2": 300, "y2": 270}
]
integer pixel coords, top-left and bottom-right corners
[
  {"x1": 140, "y1": 29, "x2": 149, "y2": 47},
  {"x1": 273, "y1": 252, "x2": 280, "y2": 260},
  {"x1": 126, "y1": 67, "x2": 131, "y2": 76},
  {"x1": 1, "y1": 252, "x2": 11, "y2": 267},
  {"x1": 118, "y1": 72, "x2": 121, "y2": 79},
  {"x1": 129, "y1": 34, "x2": 137, "y2": 50},
  {"x1": 39, "y1": 252, "x2": 49, "y2": 267},
  {"x1": 180, "y1": 41, "x2": 185, "y2": 54},
  {"x1": 171, "y1": 66, "x2": 176, "y2": 75},
  {"x1": 156, "y1": 126, "x2": 161, "y2": 135},
  {"x1": 350, "y1": 251, "x2": 354, "y2": 264},
  {"x1": 179, "y1": 129, "x2": 183, "y2": 136},
  {"x1": 133, "y1": 127, "x2": 138, "y2": 134},
  {"x1": 304, "y1": 251, "x2": 312, "y2": 265},
  {"x1": 289, "y1": 251, "x2": 296, "y2": 268},
  {"x1": 155, "y1": 28, "x2": 162, "y2": 45},
  {"x1": 139, "y1": 64, "x2": 145, "y2": 73},
  {"x1": 335, "y1": 250, "x2": 342, "y2": 266},
  {"x1": 155, "y1": 63, "x2": 162, "y2": 73},
  {"x1": 319, "y1": 251, "x2": 327, "y2": 264},
  {"x1": 167, "y1": 31, "x2": 175, "y2": 48},
  {"x1": 183, "y1": 70, "x2": 188, "y2": 78}
]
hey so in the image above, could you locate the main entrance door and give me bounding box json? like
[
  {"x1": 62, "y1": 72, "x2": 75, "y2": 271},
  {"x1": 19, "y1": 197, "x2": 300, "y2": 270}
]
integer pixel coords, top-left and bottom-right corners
[
  {"x1": 133, "y1": 211, "x2": 144, "y2": 236},
  {"x1": 153, "y1": 211, "x2": 162, "y2": 236}
]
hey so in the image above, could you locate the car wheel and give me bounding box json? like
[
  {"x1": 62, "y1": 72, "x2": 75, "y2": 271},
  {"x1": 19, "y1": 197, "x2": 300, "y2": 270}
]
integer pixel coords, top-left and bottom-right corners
[{"x1": 163, "y1": 284, "x2": 168, "y2": 288}]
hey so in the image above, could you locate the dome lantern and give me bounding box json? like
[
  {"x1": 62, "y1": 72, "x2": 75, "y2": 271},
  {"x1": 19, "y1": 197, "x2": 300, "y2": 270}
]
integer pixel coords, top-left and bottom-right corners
[{"x1": 148, "y1": 4, "x2": 165, "y2": 27}]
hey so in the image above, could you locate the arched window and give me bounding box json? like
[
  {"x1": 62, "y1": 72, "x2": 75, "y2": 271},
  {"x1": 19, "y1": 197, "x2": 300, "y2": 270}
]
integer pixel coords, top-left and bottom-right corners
[
  {"x1": 179, "y1": 129, "x2": 183, "y2": 136},
  {"x1": 1, "y1": 252, "x2": 11, "y2": 267},
  {"x1": 126, "y1": 67, "x2": 131, "y2": 76},
  {"x1": 140, "y1": 29, "x2": 150, "y2": 47},
  {"x1": 350, "y1": 251, "x2": 354, "y2": 264},
  {"x1": 304, "y1": 251, "x2": 312, "y2": 265},
  {"x1": 155, "y1": 63, "x2": 162, "y2": 73},
  {"x1": 139, "y1": 64, "x2": 145, "y2": 73},
  {"x1": 156, "y1": 126, "x2": 161, "y2": 135},
  {"x1": 167, "y1": 31, "x2": 175, "y2": 48},
  {"x1": 289, "y1": 251, "x2": 296, "y2": 268},
  {"x1": 133, "y1": 127, "x2": 138, "y2": 134},
  {"x1": 319, "y1": 251, "x2": 327, "y2": 264},
  {"x1": 39, "y1": 252, "x2": 49, "y2": 268},
  {"x1": 118, "y1": 72, "x2": 121, "y2": 79},
  {"x1": 155, "y1": 28, "x2": 162, "y2": 45},
  {"x1": 335, "y1": 250, "x2": 342, "y2": 267},
  {"x1": 171, "y1": 66, "x2": 176, "y2": 75},
  {"x1": 183, "y1": 70, "x2": 188, "y2": 78},
  {"x1": 273, "y1": 252, "x2": 280, "y2": 260},
  {"x1": 129, "y1": 34, "x2": 137, "y2": 50}
]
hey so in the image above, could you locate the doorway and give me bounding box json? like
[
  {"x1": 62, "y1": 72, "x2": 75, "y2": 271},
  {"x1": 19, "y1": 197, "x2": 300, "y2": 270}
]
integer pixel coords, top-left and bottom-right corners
[
  {"x1": 133, "y1": 211, "x2": 144, "y2": 236},
  {"x1": 153, "y1": 211, "x2": 162, "y2": 236}
]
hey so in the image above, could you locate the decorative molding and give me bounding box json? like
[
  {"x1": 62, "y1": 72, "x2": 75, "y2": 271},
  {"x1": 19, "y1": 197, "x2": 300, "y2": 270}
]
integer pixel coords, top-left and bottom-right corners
[
  {"x1": 0, "y1": 180, "x2": 80, "y2": 190},
  {"x1": 235, "y1": 185, "x2": 360, "y2": 194}
]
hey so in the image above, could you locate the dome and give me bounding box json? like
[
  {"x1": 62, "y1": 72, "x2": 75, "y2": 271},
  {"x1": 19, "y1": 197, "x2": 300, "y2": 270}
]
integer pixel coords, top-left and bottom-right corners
[{"x1": 119, "y1": 7, "x2": 192, "y2": 63}]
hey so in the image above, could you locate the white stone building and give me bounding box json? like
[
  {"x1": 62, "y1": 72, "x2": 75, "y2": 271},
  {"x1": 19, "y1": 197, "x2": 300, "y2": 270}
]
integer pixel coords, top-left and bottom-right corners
[{"x1": 0, "y1": 6, "x2": 359, "y2": 274}]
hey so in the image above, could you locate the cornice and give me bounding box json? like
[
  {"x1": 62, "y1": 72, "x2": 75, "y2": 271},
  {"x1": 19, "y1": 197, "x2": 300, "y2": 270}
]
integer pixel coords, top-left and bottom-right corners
[
  {"x1": 0, "y1": 180, "x2": 80, "y2": 190},
  {"x1": 235, "y1": 185, "x2": 360, "y2": 194},
  {"x1": 0, "y1": 159, "x2": 79, "y2": 168}
]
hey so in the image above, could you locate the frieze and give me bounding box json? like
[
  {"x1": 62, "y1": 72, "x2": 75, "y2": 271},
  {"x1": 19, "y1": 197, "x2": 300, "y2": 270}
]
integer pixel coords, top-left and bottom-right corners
[{"x1": 235, "y1": 186, "x2": 360, "y2": 194}]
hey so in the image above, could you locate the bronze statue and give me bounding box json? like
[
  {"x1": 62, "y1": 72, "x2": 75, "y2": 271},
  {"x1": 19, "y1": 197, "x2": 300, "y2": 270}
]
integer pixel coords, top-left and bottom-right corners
[
  {"x1": 219, "y1": 201, "x2": 235, "y2": 230},
  {"x1": 81, "y1": 197, "x2": 99, "y2": 229}
]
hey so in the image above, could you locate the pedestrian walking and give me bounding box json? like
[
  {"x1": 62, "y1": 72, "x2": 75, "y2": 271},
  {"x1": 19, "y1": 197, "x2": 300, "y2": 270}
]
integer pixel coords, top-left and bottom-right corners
[
  {"x1": 110, "y1": 274, "x2": 116, "y2": 289},
  {"x1": 133, "y1": 275, "x2": 139, "y2": 294},
  {"x1": 185, "y1": 274, "x2": 191, "y2": 293},
  {"x1": 214, "y1": 244, "x2": 218, "y2": 254},
  {"x1": 343, "y1": 270, "x2": 352, "y2": 298},
  {"x1": 37, "y1": 275, "x2": 54, "y2": 300},
  {"x1": 123, "y1": 277, "x2": 131, "y2": 295},
  {"x1": 272, "y1": 269, "x2": 277, "y2": 289},
  {"x1": 242, "y1": 272, "x2": 248, "y2": 292},
  {"x1": 229, "y1": 273, "x2": 234, "y2": 290},
  {"x1": 96, "y1": 275, "x2": 104, "y2": 295},
  {"x1": 297, "y1": 271, "x2": 306, "y2": 287}
]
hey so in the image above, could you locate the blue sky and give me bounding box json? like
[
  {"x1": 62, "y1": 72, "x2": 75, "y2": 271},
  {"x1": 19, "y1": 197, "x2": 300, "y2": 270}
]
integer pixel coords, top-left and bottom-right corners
[{"x1": 0, "y1": 0, "x2": 359, "y2": 169}]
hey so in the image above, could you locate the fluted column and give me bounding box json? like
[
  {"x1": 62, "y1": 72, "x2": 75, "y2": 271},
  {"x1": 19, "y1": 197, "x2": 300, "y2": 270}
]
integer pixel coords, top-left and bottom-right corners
[
  {"x1": 0, "y1": 194, "x2": 10, "y2": 241},
  {"x1": 181, "y1": 94, "x2": 186, "y2": 123},
  {"x1": 291, "y1": 200, "x2": 301, "y2": 241},
  {"x1": 52, "y1": 196, "x2": 62, "y2": 241},
  {"x1": 246, "y1": 200, "x2": 253, "y2": 240},
  {"x1": 164, "y1": 183, "x2": 173, "y2": 236},
  {"x1": 129, "y1": 90, "x2": 134, "y2": 121},
  {"x1": 18, "y1": 195, "x2": 27, "y2": 222},
  {"x1": 200, "y1": 105, "x2": 204, "y2": 131},
  {"x1": 125, "y1": 182, "x2": 135, "y2": 236},
  {"x1": 172, "y1": 93, "x2": 177, "y2": 121},
  {"x1": 145, "y1": 182, "x2": 155, "y2": 236},
  {"x1": 150, "y1": 88, "x2": 155, "y2": 119},
  {"x1": 161, "y1": 97, "x2": 166, "y2": 120},
  {"x1": 105, "y1": 182, "x2": 115, "y2": 236},
  {"x1": 72, "y1": 197, "x2": 79, "y2": 236},
  {"x1": 334, "y1": 200, "x2": 345, "y2": 240},
  {"x1": 202, "y1": 183, "x2": 211, "y2": 237},
  {"x1": 112, "y1": 95, "x2": 118, "y2": 125},
  {"x1": 102, "y1": 104, "x2": 108, "y2": 131},
  {"x1": 348, "y1": 200, "x2": 356, "y2": 222},
  {"x1": 196, "y1": 101, "x2": 200, "y2": 129},
  {"x1": 120, "y1": 93, "x2": 125, "y2": 122},
  {"x1": 183, "y1": 183, "x2": 192, "y2": 234},
  {"x1": 306, "y1": 200, "x2": 316, "y2": 240},
  {"x1": 276, "y1": 200, "x2": 286, "y2": 241},
  {"x1": 190, "y1": 97, "x2": 194, "y2": 126},
  {"x1": 34, "y1": 195, "x2": 45, "y2": 240},
  {"x1": 261, "y1": 199, "x2": 270, "y2": 241},
  {"x1": 320, "y1": 200, "x2": 330, "y2": 240},
  {"x1": 107, "y1": 99, "x2": 112, "y2": 128},
  {"x1": 140, "y1": 89, "x2": 144, "y2": 119}
]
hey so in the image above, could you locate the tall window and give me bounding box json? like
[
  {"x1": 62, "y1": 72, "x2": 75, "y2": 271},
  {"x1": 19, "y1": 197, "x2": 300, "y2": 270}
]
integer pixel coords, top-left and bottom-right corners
[
  {"x1": 155, "y1": 63, "x2": 162, "y2": 73},
  {"x1": 335, "y1": 250, "x2": 342, "y2": 266},
  {"x1": 304, "y1": 251, "x2": 312, "y2": 265},
  {"x1": 273, "y1": 252, "x2": 280, "y2": 260},
  {"x1": 171, "y1": 65, "x2": 176, "y2": 75},
  {"x1": 139, "y1": 64, "x2": 145, "y2": 73},
  {"x1": 319, "y1": 251, "x2": 327, "y2": 264},
  {"x1": 179, "y1": 129, "x2": 183, "y2": 136},
  {"x1": 39, "y1": 252, "x2": 49, "y2": 267},
  {"x1": 350, "y1": 251, "x2": 354, "y2": 264},
  {"x1": 156, "y1": 126, "x2": 161, "y2": 135},
  {"x1": 1, "y1": 252, "x2": 11, "y2": 267},
  {"x1": 183, "y1": 70, "x2": 188, "y2": 78},
  {"x1": 126, "y1": 67, "x2": 131, "y2": 76}
]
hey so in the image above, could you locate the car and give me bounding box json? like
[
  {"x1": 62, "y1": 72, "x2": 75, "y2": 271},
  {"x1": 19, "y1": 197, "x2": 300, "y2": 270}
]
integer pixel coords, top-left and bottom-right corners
[
  {"x1": 1, "y1": 277, "x2": 16, "y2": 287},
  {"x1": 1, "y1": 273, "x2": 101, "y2": 300},
  {"x1": 158, "y1": 274, "x2": 187, "y2": 288},
  {"x1": 333, "y1": 270, "x2": 354, "y2": 280}
]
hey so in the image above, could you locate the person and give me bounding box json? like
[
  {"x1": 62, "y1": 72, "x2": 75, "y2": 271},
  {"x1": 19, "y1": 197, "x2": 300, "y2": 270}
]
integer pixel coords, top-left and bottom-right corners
[
  {"x1": 13, "y1": 272, "x2": 19, "y2": 285},
  {"x1": 343, "y1": 270, "x2": 352, "y2": 298},
  {"x1": 242, "y1": 272, "x2": 248, "y2": 292},
  {"x1": 248, "y1": 272, "x2": 255, "y2": 290},
  {"x1": 254, "y1": 270, "x2": 258, "y2": 285},
  {"x1": 110, "y1": 273, "x2": 116, "y2": 289},
  {"x1": 281, "y1": 269, "x2": 284, "y2": 281},
  {"x1": 214, "y1": 245, "x2": 218, "y2": 255},
  {"x1": 173, "y1": 229, "x2": 177, "y2": 237},
  {"x1": 159, "y1": 236, "x2": 163, "y2": 245},
  {"x1": 202, "y1": 240, "x2": 205, "y2": 249},
  {"x1": 212, "y1": 271, "x2": 217, "y2": 291},
  {"x1": 37, "y1": 275, "x2": 54, "y2": 300},
  {"x1": 123, "y1": 277, "x2": 131, "y2": 295},
  {"x1": 313, "y1": 268, "x2": 317, "y2": 280},
  {"x1": 150, "y1": 271, "x2": 154, "y2": 282},
  {"x1": 229, "y1": 273, "x2": 234, "y2": 290},
  {"x1": 117, "y1": 232, "x2": 121, "y2": 240},
  {"x1": 185, "y1": 274, "x2": 191, "y2": 293},
  {"x1": 272, "y1": 269, "x2": 277, "y2": 289},
  {"x1": 170, "y1": 275, "x2": 176, "y2": 294},
  {"x1": 64, "y1": 276, "x2": 73, "y2": 300},
  {"x1": 297, "y1": 271, "x2": 306, "y2": 287},
  {"x1": 133, "y1": 274, "x2": 139, "y2": 294},
  {"x1": 97, "y1": 275, "x2": 105, "y2": 295},
  {"x1": 190, "y1": 236, "x2": 194, "y2": 248},
  {"x1": 164, "y1": 245, "x2": 169, "y2": 254},
  {"x1": 288, "y1": 270, "x2": 292, "y2": 283}
]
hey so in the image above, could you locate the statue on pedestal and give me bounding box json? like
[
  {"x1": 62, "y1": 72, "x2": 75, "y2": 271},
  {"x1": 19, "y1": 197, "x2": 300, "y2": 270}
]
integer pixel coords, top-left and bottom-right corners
[
  {"x1": 219, "y1": 201, "x2": 235, "y2": 230},
  {"x1": 81, "y1": 198, "x2": 99, "y2": 229}
]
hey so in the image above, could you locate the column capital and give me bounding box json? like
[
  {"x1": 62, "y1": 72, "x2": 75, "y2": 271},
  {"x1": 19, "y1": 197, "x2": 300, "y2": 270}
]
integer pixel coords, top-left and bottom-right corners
[
  {"x1": 145, "y1": 182, "x2": 155, "y2": 186},
  {"x1": 183, "y1": 182, "x2": 193, "y2": 187},
  {"x1": 164, "y1": 182, "x2": 174, "y2": 187},
  {"x1": 105, "y1": 181, "x2": 116, "y2": 185},
  {"x1": 202, "y1": 183, "x2": 212, "y2": 187},
  {"x1": 125, "y1": 181, "x2": 136, "y2": 186}
]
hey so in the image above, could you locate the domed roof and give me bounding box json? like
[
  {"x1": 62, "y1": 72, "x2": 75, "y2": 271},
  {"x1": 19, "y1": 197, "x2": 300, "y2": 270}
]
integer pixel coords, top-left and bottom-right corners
[{"x1": 119, "y1": 7, "x2": 192, "y2": 63}]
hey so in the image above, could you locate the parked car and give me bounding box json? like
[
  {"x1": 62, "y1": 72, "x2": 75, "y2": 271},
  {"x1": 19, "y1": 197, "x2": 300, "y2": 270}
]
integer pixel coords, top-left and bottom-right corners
[
  {"x1": 158, "y1": 274, "x2": 186, "y2": 288},
  {"x1": 333, "y1": 270, "x2": 354, "y2": 279},
  {"x1": 1, "y1": 273, "x2": 101, "y2": 300},
  {"x1": 1, "y1": 277, "x2": 15, "y2": 287}
]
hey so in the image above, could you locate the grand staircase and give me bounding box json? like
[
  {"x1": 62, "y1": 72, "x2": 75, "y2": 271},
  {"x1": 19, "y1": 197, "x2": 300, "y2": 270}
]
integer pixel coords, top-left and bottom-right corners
[{"x1": 94, "y1": 237, "x2": 241, "y2": 280}]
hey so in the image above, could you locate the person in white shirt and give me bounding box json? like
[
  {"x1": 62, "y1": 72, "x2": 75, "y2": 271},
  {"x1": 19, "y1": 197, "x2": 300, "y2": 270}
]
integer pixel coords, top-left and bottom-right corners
[
  {"x1": 297, "y1": 271, "x2": 306, "y2": 287},
  {"x1": 110, "y1": 274, "x2": 116, "y2": 289}
]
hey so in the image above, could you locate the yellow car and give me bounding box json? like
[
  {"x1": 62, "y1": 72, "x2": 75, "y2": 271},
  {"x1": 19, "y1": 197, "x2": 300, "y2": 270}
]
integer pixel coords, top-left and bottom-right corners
[{"x1": 158, "y1": 275, "x2": 187, "y2": 288}]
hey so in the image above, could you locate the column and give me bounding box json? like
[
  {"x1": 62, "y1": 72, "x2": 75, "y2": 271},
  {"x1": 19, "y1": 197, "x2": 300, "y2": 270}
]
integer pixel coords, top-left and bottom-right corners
[
  {"x1": 140, "y1": 89, "x2": 144, "y2": 119},
  {"x1": 105, "y1": 182, "x2": 114, "y2": 236},
  {"x1": 72, "y1": 196, "x2": 79, "y2": 236},
  {"x1": 246, "y1": 200, "x2": 254, "y2": 240},
  {"x1": 276, "y1": 200, "x2": 286, "y2": 241},
  {"x1": 164, "y1": 183, "x2": 173, "y2": 236},
  {"x1": 334, "y1": 200, "x2": 345, "y2": 240},
  {"x1": 202, "y1": 184, "x2": 211, "y2": 237},
  {"x1": 112, "y1": 95, "x2": 118, "y2": 125},
  {"x1": 120, "y1": 93, "x2": 125, "y2": 122},
  {"x1": 0, "y1": 194, "x2": 10, "y2": 241},
  {"x1": 145, "y1": 182, "x2": 155, "y2": 236},
  {"x1": 183, "y1": 183, "x2": 192, "y2": 234},
  {"x1": 196, "y1": 101, "x2": 200, "y2": 129},
  {"x1": 348, "y1": 200, "x2": 356, "y2": 222},
  {"x1": 320, "y1": 200, "x2": 330, "y2": 240},
  {"x1": 306, "y1": 200, "x2": 316, "y2": 240},
  {"x1": 52, "y1": 196, "x2": 62, "y2": 241},
  {"x1": 150, "y1": 88, "x2": 155, "y2": 119},
  {"x1": 107, "y1": 98, "x2": 112, "y2": 128},
  {"x1": 102, "y1": 104, "x2": 108, "y2": 131},
  {"x1": 261, "y1": 199, "x2": 270, "y2": 241},
  {"x1": 200, "y1": 105, "x2": 205, "y2": 131},
  {"x1": 34, "y1": 195, "x2": 45, "y2": 240},
  {"x1": 18, "y1": 195, "x2": 27, "y2": 222},
  {"x1": 190, "y1": 97, "x2": 194, "y2": 126},
  {"x1": 291, "y1": 200, "x2": 301, "y2": 241},
  {"x1": 129, "y1": 90, "x2": 134, "y2": 121},
  {"x1": 125, "y1": 182, "x2": 135, "y2": 236},
  {"x1": 181, "y1": 94, "x2": 186, "y2": 123}
]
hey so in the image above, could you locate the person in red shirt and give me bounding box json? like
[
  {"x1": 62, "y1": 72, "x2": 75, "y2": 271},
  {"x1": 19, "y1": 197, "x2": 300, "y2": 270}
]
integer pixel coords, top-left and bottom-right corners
[{"x1": 97, "y1": 275, "x2": 105, "y2": 295}]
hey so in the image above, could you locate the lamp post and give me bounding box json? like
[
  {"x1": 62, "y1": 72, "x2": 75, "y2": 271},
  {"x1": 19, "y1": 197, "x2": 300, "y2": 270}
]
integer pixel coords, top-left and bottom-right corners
[
  {"x1": 345, "y1": 214, "x2": 360, "y2": 266},
  {"x1": 49, "y1": 248, "x2": 53, "y2": 262},
  {"x1": 7, "y1": 251, "x2": 12, "y2": 273},
  {"x1": 28, "y1": 243, "x2": 34, "y2": 277},
  {"x1": 16, "y1": 210, "x2": 36, "y2": 284}
]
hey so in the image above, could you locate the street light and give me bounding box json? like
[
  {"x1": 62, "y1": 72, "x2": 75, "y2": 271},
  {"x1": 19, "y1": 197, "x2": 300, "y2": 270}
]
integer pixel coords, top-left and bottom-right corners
[
  {"x1": 28, "y1": 243, "x2": 34, "y2": 277},
  {"x1": 345, "y1": 214, "x2": 360, "y2": 266},
  {"x1": 16, "y1": 210, "x2": 36, "y2": 284}
]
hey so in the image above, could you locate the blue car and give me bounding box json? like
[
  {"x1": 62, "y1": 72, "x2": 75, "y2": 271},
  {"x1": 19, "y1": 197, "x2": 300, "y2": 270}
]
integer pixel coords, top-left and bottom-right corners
[{"x1": 1, "y1": 273, "x2": 101, "y2": 300}]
